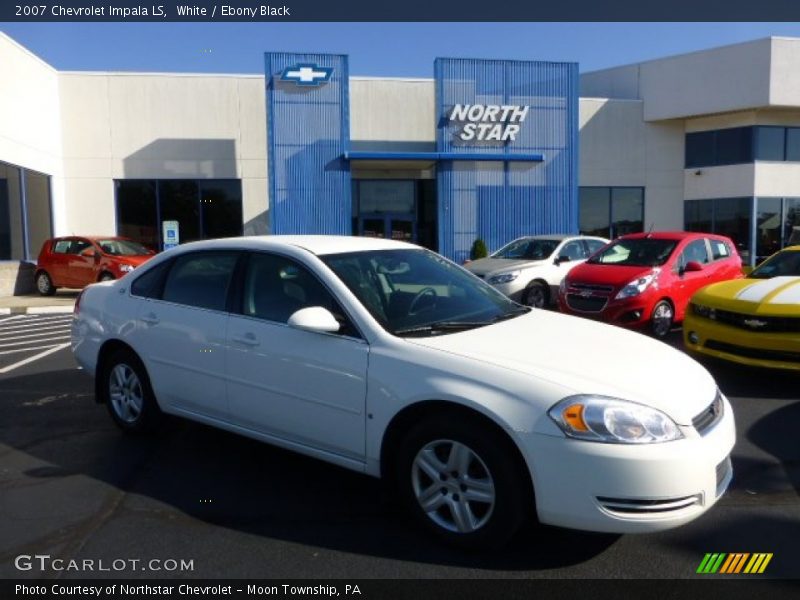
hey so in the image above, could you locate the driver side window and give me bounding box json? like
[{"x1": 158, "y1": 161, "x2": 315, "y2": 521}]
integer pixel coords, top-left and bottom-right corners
[
  {"x1": 559, "y1": 241, "x2": 586, "y2": 261},
  {"x1": 242, "y1": 253, "x2": 358, "y2": 337}
]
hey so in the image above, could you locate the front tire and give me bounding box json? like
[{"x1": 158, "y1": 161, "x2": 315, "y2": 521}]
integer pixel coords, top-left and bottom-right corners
[
  {"x1": 396, "y1": 416, "x2": 527, "y2": 549},
  {"x1": 101, "y1": 348, "x2": 161, "y2": 433},
  {"x1": 36, "y1": 271, "x2": 56, "y2": 296},
  {"x1": 521, "y1": 281, "x2": 549, "y2": 308},
  {"x1": 99, "y1": 272, "x2": 115, "y2": 282},
  {"x1": 650, "y1": 300, "x2": 674, "y2": 338}
]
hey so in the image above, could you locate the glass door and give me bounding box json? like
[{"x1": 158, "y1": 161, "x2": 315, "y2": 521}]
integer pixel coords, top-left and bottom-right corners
[{"x1": 359, "y1": 214, "x2": 416, "y2": 242}]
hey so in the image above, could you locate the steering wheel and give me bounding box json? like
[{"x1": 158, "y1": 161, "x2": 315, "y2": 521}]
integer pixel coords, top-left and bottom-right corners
[{"x1": 408, "y1": 286, "x2": 437, "y2": 316}]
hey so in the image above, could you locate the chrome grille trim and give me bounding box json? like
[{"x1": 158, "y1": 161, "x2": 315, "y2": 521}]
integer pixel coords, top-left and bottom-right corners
[
  {"x1": 692, "y1": 390, "x2": 724, "y2": 435},
  {"x1": 596, "y1": 494, "x2": 702, "y2": 515}
]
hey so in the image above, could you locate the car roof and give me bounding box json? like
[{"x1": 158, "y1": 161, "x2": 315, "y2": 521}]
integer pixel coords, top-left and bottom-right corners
[
  {"x1": 618, "y1": 231, "x2": 721, "y2": 241},
  {"x1": 512, "y1": 234, "x2": 604, "y2": 242},
  {"x1": 174, "y1": 235, "x2": 419, "y2": 256}
]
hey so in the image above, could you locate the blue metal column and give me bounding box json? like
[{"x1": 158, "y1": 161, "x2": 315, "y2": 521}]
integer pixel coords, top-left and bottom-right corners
[{"x1": 265, "y1": 53, "x2": 352, "y2": 235}]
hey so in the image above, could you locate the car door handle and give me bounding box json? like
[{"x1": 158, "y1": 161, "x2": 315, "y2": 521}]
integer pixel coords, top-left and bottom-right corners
[
  {"x1": 140, "y1": 313, "x2": 160, "y2": 325},
  {"x1": 231, "y1": 333, "x2": 260, "y2": 347}
]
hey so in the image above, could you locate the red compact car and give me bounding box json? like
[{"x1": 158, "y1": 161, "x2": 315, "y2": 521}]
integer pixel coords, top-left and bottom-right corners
[
  {"x1": 558, "y1": 232, "x2": 742, "y2": 337},
  {"x1": 35, "y1": 236, "x2": 156, "y2": 296}
]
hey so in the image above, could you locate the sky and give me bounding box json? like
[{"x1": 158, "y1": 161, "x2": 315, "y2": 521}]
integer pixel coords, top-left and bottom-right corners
[{"x1": 3, "y1": 22, "x2": 800, "y2": 76}]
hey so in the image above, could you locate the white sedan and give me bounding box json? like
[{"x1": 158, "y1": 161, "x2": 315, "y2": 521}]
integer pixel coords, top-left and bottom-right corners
[{"x1": 72, "y1": 236, "x2": 734, "y2": 548}]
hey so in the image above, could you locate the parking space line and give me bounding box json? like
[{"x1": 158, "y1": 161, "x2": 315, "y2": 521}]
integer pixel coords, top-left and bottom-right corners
[
  {"x1": 0, "y1": 335, "x2": 71, "y2": 348},
  {"x1": 0, "y1": 315, "x2": 26, "y2": 324},
  {"x1": 0, "y1": 342, "x2": 71, "y2": 374},
  {"x1": 0, "y1": 327, "x2": 73, "y2": 341},
  {"x1": 0, "y1": 343, "x2": 72, "y2": 356},
  {"x1": 0, "y1": 318, "x2": 72, "y2": 332}
]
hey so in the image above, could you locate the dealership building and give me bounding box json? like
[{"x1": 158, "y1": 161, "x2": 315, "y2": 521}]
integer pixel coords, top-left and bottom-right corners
[{"x1": 3, "y1": 31, "x2": 800, "y2": 292}]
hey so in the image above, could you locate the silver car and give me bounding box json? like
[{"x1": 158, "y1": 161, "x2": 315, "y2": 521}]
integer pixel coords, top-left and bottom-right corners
[{"x1": 466, "y1": 235, "x2": 609, "y2": 307}]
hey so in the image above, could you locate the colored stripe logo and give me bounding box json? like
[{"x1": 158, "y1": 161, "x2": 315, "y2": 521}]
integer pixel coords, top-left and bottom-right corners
[{"x1": 697, "y1": 553, "x2": 773, "y2": 574}]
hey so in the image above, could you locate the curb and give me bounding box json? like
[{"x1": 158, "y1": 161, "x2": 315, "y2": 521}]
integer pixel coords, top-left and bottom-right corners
[{"x1": 0, "y1": 306, "x2": 74, "y2": 315}]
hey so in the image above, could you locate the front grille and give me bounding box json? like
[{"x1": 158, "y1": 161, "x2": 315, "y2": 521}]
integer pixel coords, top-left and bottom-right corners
[
  {"x1": 692, "y1": 391, "x2": 724, "y2": 435},
  {"x1": 716, "y1": 456, "x2": 733, "y2": 497},
  {"x1": 705, "y1": 340, "x2": 800, "y2": 364},
  {"x1": 597, "y1": 495, "x2": 701, "y2": 515},
  {"x1": 570, "y1": 283, "x2": 614, "y2": 293},
  {"x1": 692, "y1": 305, "x2": 800, "y2": 333},
  {"x1": 566, "y1": 294, "x2": 608, "y2": 313}
]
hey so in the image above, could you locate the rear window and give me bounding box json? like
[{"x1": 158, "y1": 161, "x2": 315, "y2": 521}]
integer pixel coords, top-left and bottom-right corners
[{"x1": 711, "y1": 239, "x2": 732, "y2": 260}]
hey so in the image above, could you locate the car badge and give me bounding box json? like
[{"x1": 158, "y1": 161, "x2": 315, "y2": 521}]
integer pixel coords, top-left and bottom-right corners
[
  {"x1": 743, "y1": 319, "x2": 767, "y2": 329},
  {"x1": 579, "y1": 290, "x2": 593, "y2": 298}
]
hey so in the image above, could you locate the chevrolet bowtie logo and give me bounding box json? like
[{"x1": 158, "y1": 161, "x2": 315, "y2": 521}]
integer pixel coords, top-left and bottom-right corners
[{"x1": 280, "y1": 63, "x2": 333, "y2": 86}]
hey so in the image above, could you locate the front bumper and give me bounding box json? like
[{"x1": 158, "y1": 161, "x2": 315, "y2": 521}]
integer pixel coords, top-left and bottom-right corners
[
  {"x1": 520, "y1": 393, "x2": 735, "y2": 533},
  {"x1": 684, "y1": 312, "x2": 800, "y2": 371},
  {"x1": 558, "y1": 293, "x2": 655, "y2": 329}
]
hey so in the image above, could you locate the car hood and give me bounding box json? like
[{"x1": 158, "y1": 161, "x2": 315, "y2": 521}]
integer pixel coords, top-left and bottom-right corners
[
  {"x1": 406, "y1": 310, "x2": 716, "y2": 425},
  {"x1": 566, "y1": 263, "x2": 656, "y2": 288},
  {"x1": 466, "y1": 258, "x2": 544, "y2": 277},
  {"x1": 694, "y1": 276, "x2": 800, "y2": 317}
]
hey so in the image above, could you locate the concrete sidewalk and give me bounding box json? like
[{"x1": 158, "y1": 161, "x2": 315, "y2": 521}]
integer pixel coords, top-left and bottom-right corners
[{"x1": 0, "y1": 291, "x2": 78, "y2": 314}]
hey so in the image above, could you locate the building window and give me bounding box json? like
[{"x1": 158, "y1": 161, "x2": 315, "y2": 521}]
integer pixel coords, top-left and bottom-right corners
[
  {"x1": 751, "y1": 197, "x2": 800, "y2": 264},
  {"x1": 0, "y1": 160, "x2": 53, "y2": 261},
  {"x1": 579, "y1": 187, "x2": 644, "y2": 239},
  {"x1": 684, "y1": 197, "x2": 753, "y2": 264},
  {"x1": 689, "y1": 125, "x2": 800, "y2": 167},
  {"x1": 115, "y1": 179, "x2": 243, "y2": 251}
]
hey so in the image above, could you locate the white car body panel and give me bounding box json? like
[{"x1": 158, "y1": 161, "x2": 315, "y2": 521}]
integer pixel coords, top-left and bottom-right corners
[{"x1": 72, "y1": 235, "x2": 734, "y2": 535}]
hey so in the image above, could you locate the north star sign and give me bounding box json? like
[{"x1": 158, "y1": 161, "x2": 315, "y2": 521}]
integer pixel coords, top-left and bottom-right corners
[{"x1": 448, "y1": 104, "x2": 530, "y2": 142}]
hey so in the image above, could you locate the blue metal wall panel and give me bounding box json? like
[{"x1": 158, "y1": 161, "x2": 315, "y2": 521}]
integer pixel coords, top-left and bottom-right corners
[
  {"x1": 265, "y1": 53, "x2": 351, "y2": 235},
  {"x1": 435, "y1": 58, "x2": 579, "y2": 263}
]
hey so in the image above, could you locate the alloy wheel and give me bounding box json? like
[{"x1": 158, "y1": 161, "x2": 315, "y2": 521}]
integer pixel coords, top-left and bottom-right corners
[
  {"x1": 411, "y1": 439, "x2": 496, "y2": 534},
  {"x1": 109, "y1": 364, "x2": 144, "y2": 424},
  {"x1": 651, "y1": 302, "x2": 674, "y2": 337}
]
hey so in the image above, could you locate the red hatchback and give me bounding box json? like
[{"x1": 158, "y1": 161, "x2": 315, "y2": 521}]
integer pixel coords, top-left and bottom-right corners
[
  {"x1": 558, "y1": 232, "x2": 742, "y2": 337},
  {"x1": 35, "y1": 236, "x2": 156, "y2": 296}
]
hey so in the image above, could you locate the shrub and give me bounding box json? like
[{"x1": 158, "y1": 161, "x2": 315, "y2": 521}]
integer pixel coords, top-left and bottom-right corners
[{"x1": 470, "y1": 238, "x2": 488, "y2": 260}]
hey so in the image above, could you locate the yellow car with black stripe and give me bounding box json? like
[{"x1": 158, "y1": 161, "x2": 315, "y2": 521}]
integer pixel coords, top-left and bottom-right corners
[{"x1": 684, "y1": 246, "x2": 800, "y2": 370}]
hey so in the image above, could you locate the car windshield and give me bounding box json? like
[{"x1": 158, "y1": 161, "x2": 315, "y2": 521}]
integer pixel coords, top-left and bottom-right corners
[
  {"x1": 491, "y1": 238, "x2": 559, "y2": 260},
  {"x1": 97, "y1": 239, "x2": 153, "y2": 256},
  {"x1": 749, "y1": 250, "x2": 800, "y2": 279},
  {"x1": 322, "y1": 248, "x2": 529, "y2": 337},
  {"x1": 587, "y1": 238, "x2": 678, "y2": 267}
]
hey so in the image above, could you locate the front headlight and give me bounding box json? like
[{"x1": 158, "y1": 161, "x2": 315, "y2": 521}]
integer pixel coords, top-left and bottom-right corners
[
  {"x1": 119, "y1": 264, "x2": 135, "y2": 273},
  {"x1": 615, "y1": 271, "x2": 658, "y2": 300},
  {"x1": 548, "y1": 395, "x2": 683, "y2": 444},
  {"x1": 692, "y1": 303, "x2": 716, "y2": 319},
  {"x1": 488, "y1": 270, "x2": 520, "y2": 285},
  {"x1": 559, "y1": 278, "x2": 568, "y2": 294}
]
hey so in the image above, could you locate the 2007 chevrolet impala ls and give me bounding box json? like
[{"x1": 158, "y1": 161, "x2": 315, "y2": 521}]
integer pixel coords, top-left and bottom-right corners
[{"x1": 71, "y1": 236, "x2": 734, "y2": 548}]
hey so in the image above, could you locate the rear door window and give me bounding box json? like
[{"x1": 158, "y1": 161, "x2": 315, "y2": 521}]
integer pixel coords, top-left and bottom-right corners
[{"x1": 161, "y1": 252, "x2": 239, "y2": 311}]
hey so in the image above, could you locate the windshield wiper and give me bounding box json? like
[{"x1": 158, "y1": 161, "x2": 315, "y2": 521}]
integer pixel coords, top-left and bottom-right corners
[{"x1": 395, "y1": 308, "x2": 530, "y2": 337}]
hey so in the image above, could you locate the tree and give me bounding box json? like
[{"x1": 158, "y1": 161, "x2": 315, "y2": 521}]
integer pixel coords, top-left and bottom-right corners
[{"x1": 470, "y1": 238, "x2": 488, "y2": 260}]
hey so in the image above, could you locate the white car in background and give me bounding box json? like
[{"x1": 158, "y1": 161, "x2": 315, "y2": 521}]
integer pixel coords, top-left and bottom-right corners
[
  {"x1": 465, "y1": 235, "x2": 609, "y2": 308},
  {"x1": 72, "y1": 236, "x2": 733, "y2": 549}
]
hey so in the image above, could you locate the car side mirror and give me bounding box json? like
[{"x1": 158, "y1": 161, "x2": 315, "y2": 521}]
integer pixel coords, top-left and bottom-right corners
[
  {"x1": 287, "y1": 306, "x2": 340, "y2": 334},
  {"x1": 555, "y1": 255, "x2": 571, "y2": 265},
  {"x1": 685, "y1": 261, "x2": 704, "y2": 272}
]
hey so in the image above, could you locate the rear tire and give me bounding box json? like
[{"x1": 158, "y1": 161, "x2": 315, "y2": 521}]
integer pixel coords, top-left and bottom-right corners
[
  {"x1": 650, "y1": 300, "x2": 674, "y2": 338},
  {"x1": 522, "y1": 281, "x2": 549, "y2": 308},
  {"x1": 395, "y1": 415, "x2": 527, "y2": 550},
  {"x1": 35, "y1": 271, "x2": 56, "y2": 296},
  {"x1": 101, "y1": 348, "x2": 162, "y2": 433}
]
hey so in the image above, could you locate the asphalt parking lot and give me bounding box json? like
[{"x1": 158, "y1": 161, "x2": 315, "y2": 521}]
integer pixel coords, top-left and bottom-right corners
[{"x1": 0, "y1": 315, "x2": 798, "y2": 580}]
